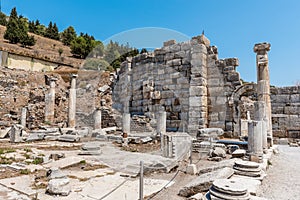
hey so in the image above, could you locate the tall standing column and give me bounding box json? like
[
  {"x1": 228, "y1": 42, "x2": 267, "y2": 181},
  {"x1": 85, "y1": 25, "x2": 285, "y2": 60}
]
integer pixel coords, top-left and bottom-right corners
[
  {"x1": 254, "y1": 43, "x2": 273, "y2": 147},
  {"x1": 45, "y1": 77, "x2": 57, "y2": 123},
  {"x1": 68, "y1": 74, "x2": 77, "y2": 128}
]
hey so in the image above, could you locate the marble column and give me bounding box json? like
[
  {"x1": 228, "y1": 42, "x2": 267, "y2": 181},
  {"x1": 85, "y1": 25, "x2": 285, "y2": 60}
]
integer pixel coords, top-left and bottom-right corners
[
  {"x1": 254, "y1": 101, "x2": 268, "y2": 153},
  {"x1": 122, "y1": 113, "x2": 130, "y2": 134},
  {"x1": 254, "y1": 42, "x2": 273, "y2": 147},
  {"x1": 45, "y1": 77, "x2": 57, "y2": 123},
  {"x1": 157, "y1": 111, "x2": 167, "y2": 135},
  {"x1": 68, "y1": 74, "x2": 77, "y2": 128},
  {"x1": 248, "y1": 120, "x2": 263, "y2": 162},
  {"x1": 94, "y1": 109, "x2": 102, "y2": 130},
  {"x1": 21, "y1": 107, "x2": 27, "y2": 127}
]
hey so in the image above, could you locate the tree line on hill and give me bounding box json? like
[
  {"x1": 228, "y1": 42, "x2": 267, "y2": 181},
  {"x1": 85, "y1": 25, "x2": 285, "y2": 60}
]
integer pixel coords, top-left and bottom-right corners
[{"x1": 0, "y1": 8, "x2": 147, "y2": 70}]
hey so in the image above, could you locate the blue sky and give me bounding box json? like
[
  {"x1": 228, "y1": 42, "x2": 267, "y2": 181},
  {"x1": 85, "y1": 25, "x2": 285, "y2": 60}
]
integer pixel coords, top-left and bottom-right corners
[{"x1": 1, "y1": 0, "x2": 300, "y2": 86}]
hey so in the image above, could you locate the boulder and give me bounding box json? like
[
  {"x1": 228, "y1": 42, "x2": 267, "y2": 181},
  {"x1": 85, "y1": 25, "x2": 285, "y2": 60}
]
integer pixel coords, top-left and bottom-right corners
[
  {"x1": 46, "y1": 178, "x2": 70, "y2": 196},
  {"x1": 212, "y1": 147, "x2": 226, "y2": 158}
]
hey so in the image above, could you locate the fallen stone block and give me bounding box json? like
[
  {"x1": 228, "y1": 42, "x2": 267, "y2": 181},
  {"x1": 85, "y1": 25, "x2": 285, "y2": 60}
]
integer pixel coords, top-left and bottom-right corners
[
  {"x1": 46, "y1": 178, "x2": 71, "y2": 196},
  {"x1": 210, "y1": 147, "x2": 226, "y2": 158},
  {"x1": 186, "y1": 164, "x2": 197, "y2": 175},
  {"x1": 58, "y1": 134, "x2": 80, "y2": 142},
  {"x1": 47, "y1": 167, "x2": 67, "y2": 180},
  {"x1": 26, "y1": 133, "x2": 45, "y2": 142},
  {"x1": 178, "y1": 167, "x2": 234, "y2": 197},
  {"x1": 0, "y1": 127, "x2": 11, "y2": 138},
  {"x1": 60, "y1": 128, "x2": 75, "y2": 135},
  {"x1": 141, "y1": 136, "x2": 152, "y2": 143},
  {"x1": 232, "y1": 149, "x2": 246, "y2": 158}
]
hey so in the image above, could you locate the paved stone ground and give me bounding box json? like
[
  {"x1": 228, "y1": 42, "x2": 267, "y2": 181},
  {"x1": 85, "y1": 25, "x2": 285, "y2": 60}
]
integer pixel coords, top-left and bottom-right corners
[{"x1": 258, "y1": 145, "x2": 300, "y2": 200}]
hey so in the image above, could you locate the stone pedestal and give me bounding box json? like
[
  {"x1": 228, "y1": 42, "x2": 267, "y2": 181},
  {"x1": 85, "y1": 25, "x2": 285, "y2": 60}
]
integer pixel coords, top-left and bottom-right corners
[
  {"x1": 94, "y1": 109, "x2": 102, "y2": 130},
  {"x1": 45, "y1": 78, "x2": 57, "y2": 123},
  {"x1": 21, "y1": 107, "x2": 27, "y2": 128},
  {"x1": 122, "y1": 113, "x2": 130, "y2": 134},
  {"x1": 68, "y1": 74, "x2": 77, "y2": 128}
]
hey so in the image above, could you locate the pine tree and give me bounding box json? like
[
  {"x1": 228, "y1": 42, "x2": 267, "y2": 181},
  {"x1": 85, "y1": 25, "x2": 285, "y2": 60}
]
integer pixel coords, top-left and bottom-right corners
[
  {"x1": 52, "y1": 23, "x2": 59, "y2": 40},
  {"x1": 0, "y1": 12, "x2": 7, "y2": 26},
  {"x1": 61, "y1": 26, "x2": 77, "y2": 46},
  {"x1": 4, "y1": 8, "x2": 35, "y2": 47},
  {"x1": 45, "y1": 21, "x2": 59, "y2": 40},
  {"x1": 28, "y1": 20, "x2": 35, "y2": 33},
  {"x1": 4, "y1": 7, "x2": 21, "y2": 44}
]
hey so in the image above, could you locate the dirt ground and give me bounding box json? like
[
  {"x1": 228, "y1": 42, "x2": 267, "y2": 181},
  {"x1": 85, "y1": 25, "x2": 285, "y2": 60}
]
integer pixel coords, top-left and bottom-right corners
[{"x1": 257, "y1": 145, "x2": 300, "y2": 200}]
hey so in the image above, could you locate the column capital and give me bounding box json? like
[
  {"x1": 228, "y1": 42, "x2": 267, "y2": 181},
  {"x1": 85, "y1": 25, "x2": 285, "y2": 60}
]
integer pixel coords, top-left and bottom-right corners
[{"x1": 254, "y1": 42, "x2": 271, "y2": 53}]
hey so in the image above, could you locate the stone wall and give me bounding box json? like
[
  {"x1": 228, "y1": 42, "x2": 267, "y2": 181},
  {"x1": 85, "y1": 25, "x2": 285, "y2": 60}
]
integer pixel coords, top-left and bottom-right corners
[
  {"x1": 271, "y1": 86, "x2": 300, "y2": 138},
  {"x1": 113, "y1": 35, "x2": 245, "y2": 136},
  {"x1": 1, "y1": 50, "x2": 70, "y2": 72}
]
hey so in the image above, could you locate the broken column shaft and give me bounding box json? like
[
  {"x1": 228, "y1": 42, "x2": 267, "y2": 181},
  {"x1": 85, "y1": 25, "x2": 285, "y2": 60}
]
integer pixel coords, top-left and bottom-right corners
[
  {"x1": 247, "y1": 120, "x2": 263, "y2": 162},
  {"x1": 45, "y1": 78, "x2": 57, "y2": 123},
  {"x1": 68, "y1": 74, "x2": 77, "y2": 128},
  {"x1": 254, "y1": 101, "x2": 268, "y2": 153},
  {"x1": 21, "y1": 107, "x2": 27, "y2": 127},
  {"x1": 157, "y1": 111, "x2": 167, "y2": 135},
  {"x1": 94, "y1": 109, "x2": 102, "y2": 130},
  {"x1": 254, "y1": 42, "x2": 273, "y2": 147}
]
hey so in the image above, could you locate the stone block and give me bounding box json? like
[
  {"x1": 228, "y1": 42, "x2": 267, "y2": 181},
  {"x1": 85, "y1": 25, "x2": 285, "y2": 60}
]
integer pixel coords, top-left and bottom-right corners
[
  {"x1": 163, "y1": 40, "x2": 176, "y2": 47},
  {"x1": 227, "y1": 72, "x2": 240, "y2": 82},
  {"x1": 170, "y1": 43, "x2": 181, "y2": 52},
  {"x1": 190, "y1": 86, "x2": 207, "y2": 96},
  {"x1": 225, "y1": 58, "x2": 239, "y2": 66},
  {"x1": 186, "y1": 164, "x2": 197, "y2": 175},
  {"x1": 181, "y1": 41, "x2": 192, "y2": 51}
]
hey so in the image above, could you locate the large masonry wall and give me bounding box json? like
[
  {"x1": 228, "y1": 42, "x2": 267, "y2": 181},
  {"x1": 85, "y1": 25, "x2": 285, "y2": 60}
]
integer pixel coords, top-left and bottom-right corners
[
  {"x1": 114, "y1": 36, "x2": 211, "y2": 135},
  {"x1": 271, "y1": 86, "x2": 300, "y2": 138}
]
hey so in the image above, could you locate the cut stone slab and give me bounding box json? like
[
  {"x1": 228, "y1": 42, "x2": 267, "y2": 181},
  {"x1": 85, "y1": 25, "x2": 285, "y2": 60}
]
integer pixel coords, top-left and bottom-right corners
[
  {"x1": 43, "y1": 156, "x2": 84, "y2": 169},
  {"x1": 141, "y1": 136, "x2": 152, "y2": 143},
  {"x1": 26, "y1": 133, "x2": 45, "y2": 142},
  {"x1": 178, "y1": 167, "x2": 234, "y2": 197},
  {"x1": 232, "y1": 149, "x2": 246, "y2": 158},
  {"x1": 0, "y1": 175, "x2": 37, "y2": 198},
  {"x1": 58, "y1": 134, "x2": 80, "y2": 142}
]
